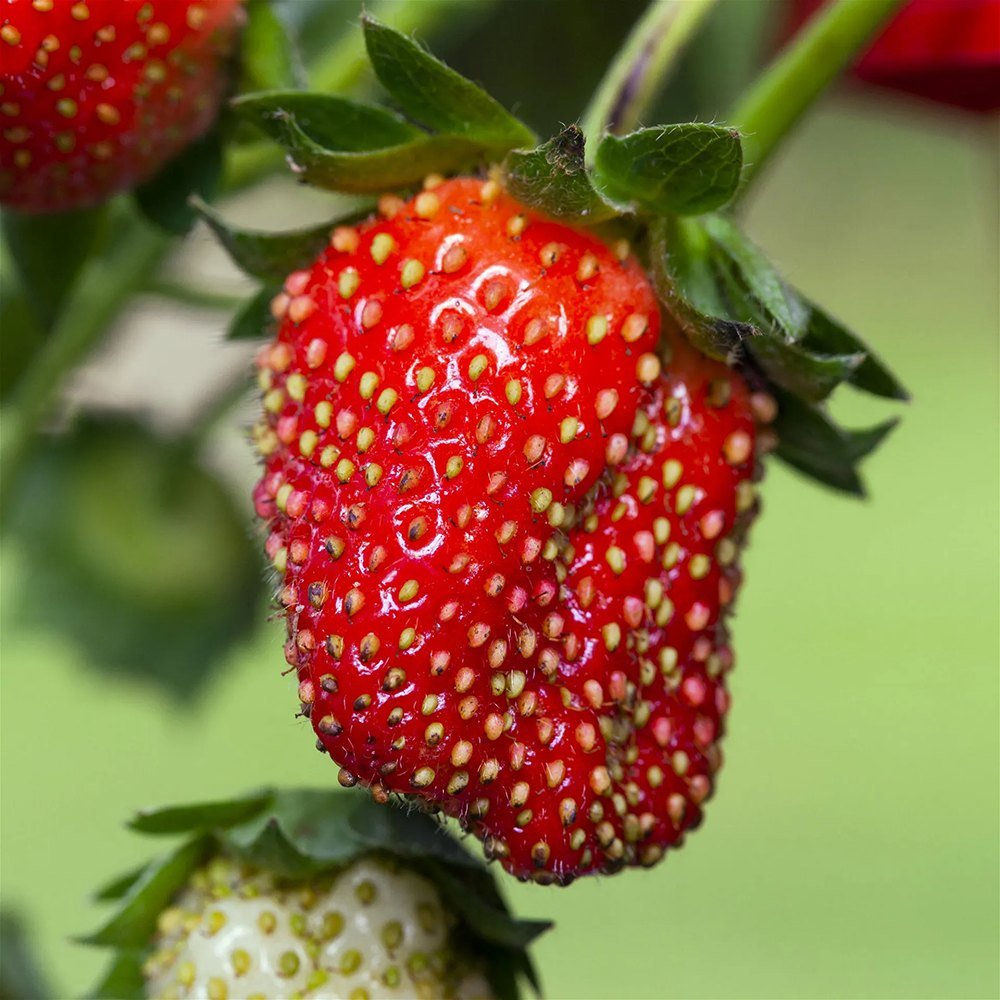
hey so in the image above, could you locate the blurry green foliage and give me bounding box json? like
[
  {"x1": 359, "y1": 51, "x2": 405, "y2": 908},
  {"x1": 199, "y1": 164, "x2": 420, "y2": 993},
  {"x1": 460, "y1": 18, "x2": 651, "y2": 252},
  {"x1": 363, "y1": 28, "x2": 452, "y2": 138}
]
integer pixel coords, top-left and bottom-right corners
[{"x1": 4, "y1": 416, "x2": 266, "y2": 701}]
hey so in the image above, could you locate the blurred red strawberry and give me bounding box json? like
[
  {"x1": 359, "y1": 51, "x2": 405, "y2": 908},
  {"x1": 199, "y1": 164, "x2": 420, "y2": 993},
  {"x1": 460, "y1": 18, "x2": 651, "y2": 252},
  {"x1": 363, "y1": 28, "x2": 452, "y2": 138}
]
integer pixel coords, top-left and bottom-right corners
[{"x1": 789, "y1": 0, "x2": 1000, "y2": 111}]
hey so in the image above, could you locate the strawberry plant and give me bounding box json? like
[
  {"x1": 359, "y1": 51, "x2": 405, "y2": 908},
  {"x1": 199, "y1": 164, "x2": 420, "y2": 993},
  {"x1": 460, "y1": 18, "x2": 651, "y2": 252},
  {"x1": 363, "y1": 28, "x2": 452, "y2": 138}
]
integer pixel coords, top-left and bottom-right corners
[{"x1": 5, "y1": 0, "x2": 991, "y2": 995}]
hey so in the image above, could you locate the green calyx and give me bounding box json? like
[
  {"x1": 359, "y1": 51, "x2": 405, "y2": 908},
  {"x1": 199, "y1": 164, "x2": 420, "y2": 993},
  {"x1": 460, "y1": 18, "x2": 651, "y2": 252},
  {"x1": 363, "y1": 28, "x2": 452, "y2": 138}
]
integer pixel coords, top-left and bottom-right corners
[
  {"x1": 213, "y1": 12, "x2": 905, "y2": 496},
  {"x1": 230, "y1": 15, "x2": 536, "y2": 193},
  {"x1": 84, "y1": 789, "x2": 549, "y2": 1000}
]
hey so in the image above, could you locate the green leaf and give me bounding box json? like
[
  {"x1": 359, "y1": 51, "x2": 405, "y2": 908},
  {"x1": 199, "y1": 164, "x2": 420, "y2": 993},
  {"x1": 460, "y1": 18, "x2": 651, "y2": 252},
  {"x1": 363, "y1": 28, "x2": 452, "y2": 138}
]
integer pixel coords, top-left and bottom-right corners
[
  {"x1": 228, "y1": 285, "x2": 279, "y2": 341},
  {"x1": 802, "y1": 303, "x2": 909, "y2": 401},
  {"x1": 703, "y1": 213, "x2": 808, "y2": 338},
  {"x1": 502, "y1": 126, "x2": 619, "y2": 224},
  {"x1": 192, "y1": 196, "x2": 351, "y2": 284},
  {"x1": 241, "y1": 0, "x2": 302, "y2": 91},
  {"x1": 362, "y1": 14, "x2": 535, "y2": 152},
  {"x1": 593, "y1": 124, "x2": 742, "y2": 215},
  {"x1": 3, "y1": 416, "x2": 265, "y2": 701},
  {"x1": 129, "y1": 789, "x2": 274, "y2": 835},
  {"x1": 234, "y1": 90, "x2": 422, "y2": 153},
  {"x1": 649, "y1": 217, "x2": 755, "y2": 360},
  {"x1": 81, "y1": 837, "x2": 210, "y2": 948},
  {"x1": 772, "y1": 389, "x2": 899, "y2": 495},
  {"x1": 1, "y1": 204, "x2": 107, "y2": 330},
  {"x1": 251, "y1": 113, "x2": 488, "y2": 193},
  {"x1": 135, "y1": 129, "x2": 224, "y2": 236},
  {"x1": 90, "y1": 952, "x2": 145, "y2": 1000}
]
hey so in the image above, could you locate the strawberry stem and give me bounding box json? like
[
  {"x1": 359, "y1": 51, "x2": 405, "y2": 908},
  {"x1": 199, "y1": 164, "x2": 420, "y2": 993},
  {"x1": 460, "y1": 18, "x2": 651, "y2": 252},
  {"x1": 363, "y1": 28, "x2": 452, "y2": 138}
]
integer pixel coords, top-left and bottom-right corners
[
  {"x1": 143, "y1": 279, "x2": 246, "y2": 312},
  {"x1": 731, "y1": 0, "x2": 906, "y2": 193},
  {"x1": 580, "y1": 0, "x2": 720, "y2": 158},
  {"x1": 0, "y1": 219, "x2": 168, "y2": 508}
]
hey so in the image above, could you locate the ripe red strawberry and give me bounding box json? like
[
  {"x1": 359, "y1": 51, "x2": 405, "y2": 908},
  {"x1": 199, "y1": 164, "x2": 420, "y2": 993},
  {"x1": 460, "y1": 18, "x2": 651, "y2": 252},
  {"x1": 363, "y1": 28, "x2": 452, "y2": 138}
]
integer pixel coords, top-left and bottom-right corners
[
  {"x1": 251, "y1": 176, "x2": 763, "y2": 883},
  {"x1": 0, "y1": 0, "x2": 242, "y2": 213}
]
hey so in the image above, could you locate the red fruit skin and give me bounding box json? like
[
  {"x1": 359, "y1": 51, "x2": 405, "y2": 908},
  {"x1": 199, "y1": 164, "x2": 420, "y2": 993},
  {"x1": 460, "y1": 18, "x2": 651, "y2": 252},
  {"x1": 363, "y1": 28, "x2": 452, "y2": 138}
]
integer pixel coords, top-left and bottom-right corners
[
  {"x1": 254, "y1": 177, "x2": 758, "y2": 883},
  {"x1": 0, "y1": 0, "x2": 242, "y2": 213},
  {"x1": 789, "y1": 0, "x2": 1000, "y2": 112}
]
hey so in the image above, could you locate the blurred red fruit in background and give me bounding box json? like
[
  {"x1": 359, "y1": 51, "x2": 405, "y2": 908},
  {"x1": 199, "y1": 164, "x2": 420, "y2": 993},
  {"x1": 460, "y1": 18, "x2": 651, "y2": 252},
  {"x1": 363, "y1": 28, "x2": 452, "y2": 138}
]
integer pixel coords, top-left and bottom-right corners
[{"x1": 788, "y1": 0, "x2": 1000, "y2": 112}]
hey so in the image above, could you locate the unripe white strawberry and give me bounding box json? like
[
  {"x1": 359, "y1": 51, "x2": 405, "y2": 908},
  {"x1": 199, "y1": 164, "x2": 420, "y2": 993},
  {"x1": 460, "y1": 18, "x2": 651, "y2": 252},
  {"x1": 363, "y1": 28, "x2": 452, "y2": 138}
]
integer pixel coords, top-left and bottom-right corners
[{"x1": 144, "y1": 855, "x2": 493, "y2": 1000}]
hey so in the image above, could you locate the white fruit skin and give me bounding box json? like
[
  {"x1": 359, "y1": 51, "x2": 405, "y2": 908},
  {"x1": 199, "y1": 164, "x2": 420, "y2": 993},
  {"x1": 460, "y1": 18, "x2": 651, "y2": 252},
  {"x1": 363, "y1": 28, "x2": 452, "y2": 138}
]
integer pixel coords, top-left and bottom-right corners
[{"x1": 145, "y1": 856, "x2": 494, "y2": 1000}]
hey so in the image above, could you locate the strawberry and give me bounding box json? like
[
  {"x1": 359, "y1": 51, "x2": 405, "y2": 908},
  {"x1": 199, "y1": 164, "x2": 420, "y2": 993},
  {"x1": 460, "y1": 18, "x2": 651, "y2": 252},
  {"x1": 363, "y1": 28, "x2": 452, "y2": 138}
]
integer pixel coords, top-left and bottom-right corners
[
  {"x1": 216, "y1": 16, "x2": 903, "y2": 885},
  {"x1": 145, "y1": 855, "x2": 495, "y2": 1000},
  {"x1": 0, "y1": 0, "x2": 242, "y2": 213},
  {"x1": 84, "y1": 790, "x2": 546, "y2": 1000},
  {"x1": 251, "y1": 177, "x2": 761, "y2": 883}
]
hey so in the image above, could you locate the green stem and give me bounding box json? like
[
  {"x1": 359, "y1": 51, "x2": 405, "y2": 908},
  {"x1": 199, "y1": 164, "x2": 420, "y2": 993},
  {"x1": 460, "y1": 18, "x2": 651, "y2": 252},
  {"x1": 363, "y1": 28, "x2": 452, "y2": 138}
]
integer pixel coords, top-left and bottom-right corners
[
  {"x1": 580, "y1": 0, "x2": 720, "y2": 154},
  {"x1": 0, "y1": 221, "x2": 168, "y2": 503},
  {"x1": 144, "y1": 278, "x2": 246, "y2": 312},
  {"x1": 731, "y1": 0, "x2": 905, "y2": 192}
]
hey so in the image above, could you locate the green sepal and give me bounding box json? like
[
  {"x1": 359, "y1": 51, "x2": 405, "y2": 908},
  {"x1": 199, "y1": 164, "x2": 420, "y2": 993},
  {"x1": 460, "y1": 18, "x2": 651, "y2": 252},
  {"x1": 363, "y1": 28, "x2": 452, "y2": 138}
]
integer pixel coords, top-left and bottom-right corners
[
  {"x1": 772, "y1": 389, "x2": 900, "y2": 495},
  {"x1": 240, "y1": 0, "x2": 303, "y2": 92},
  {"x1": 649, "y1": 216, "x2": 755, "y2": 360},
  {"x1": 801, "y1": 302, "x2": 909, "y2": 401},
  {"x1": 703, "y1": 213, "x2": 808, "y2": 338},
  {"x1": 362, "y1": 14, "x2": 536, "y2": 153},
  {"x1": 129, "y1": 789, "x2": 274, "y2": 835},
  {"x1": 593, "y1": 124, "x2": 743, "y2": 216},
  {"x1": 80, "y1": 836, "x2": 212, "y2": 948},
  {"x1": 346, "y1": 797, "x2": 483, "y2": 871},
  {"x1": 134, "y1": 128, "x2": 224, "y2": 236},
  {"x1": 708, "y1": 245, "x2": 865, "y2": 402},
  {"x1": 651, "y1": 214, "x2": 905, "y2": 492},
  {"x1": 233, "y1": 90, "x2": 422, "y2": 153},
  {"x1": 92, "y1": 866, "x2": 148, "y2": 903},
  {"x1": 191, "y1": 195, "x2": 357, "y2": 283},
  {"x1": 746, "y1": 334, "x2": 865, "y2": 403},
  {"x1": 1, "y1": 203, "x2": 108, "y2": 331},
  {"x1": 228, "y1": 284, "x2": 280, "y2": 341},
  {"x1": 502, "y1": 125, "x2": 620, "y2": 224},
  {"x1": 427, "y1": 865, "x2": 550, "y2": 951},
  {"x1": 224, "y1": 812, "x2": 320, "y2": 879},
  {"x1": 237, "y1": 102, "x2": 490, "y2": 193}
]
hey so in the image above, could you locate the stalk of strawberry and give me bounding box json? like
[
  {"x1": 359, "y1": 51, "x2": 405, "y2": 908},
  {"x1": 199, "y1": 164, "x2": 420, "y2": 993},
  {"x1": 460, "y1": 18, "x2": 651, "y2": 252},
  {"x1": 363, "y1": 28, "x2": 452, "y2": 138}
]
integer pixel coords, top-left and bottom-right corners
[
  {"x1": 0, "y1": 0, "x2": 243, "y2": 213},
  {"x1": 201, "y1": 7, "x2": 906, "y2": 884},
  {"x1": 82, "y1": 790, "x2": 548, "y2": 1000}
]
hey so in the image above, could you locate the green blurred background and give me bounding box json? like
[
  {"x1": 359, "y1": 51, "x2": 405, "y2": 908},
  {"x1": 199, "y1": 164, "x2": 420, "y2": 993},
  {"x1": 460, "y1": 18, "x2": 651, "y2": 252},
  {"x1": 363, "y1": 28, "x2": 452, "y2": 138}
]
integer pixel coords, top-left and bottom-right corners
[{"x1": 1, "y1": 2, "x2": 997, "y2": 997}]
